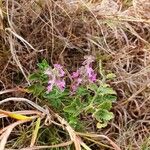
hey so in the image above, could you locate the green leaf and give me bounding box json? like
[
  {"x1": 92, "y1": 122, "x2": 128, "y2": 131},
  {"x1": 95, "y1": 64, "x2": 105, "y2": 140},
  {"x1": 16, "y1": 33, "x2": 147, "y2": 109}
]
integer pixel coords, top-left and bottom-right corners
[
  {"x1": 29, "y1": 72, "x2": 48, "y2": 83},
  {"x1": 37, "y1": 59, "x2": 49, "y2": 70},
  {"x1": 93, "y1": 95, "x2": 116, "y2": 108},
  {"x1": 76, "y1": 87, "x2": 89, "y2": 96},
  {"x1": 44, "y1": 88, "x2": 67, "y2": 99},
  {"x1": 43, "y1": 89, "x2": 69, "y2": 108},
  {"x1": 85, "y1": 106, "x2": 95, "y2": 114},
  {"x1": 93, "y1": 109, "x2": 114, "y2": 122},
  {"x1": 28, "y1": 84, "x2": 45, "y2": 96},
  {"x1": 64, "y1": 103, "x2": 77, "y2": 114},
  {"x1": 87, "y1": 83, "x2": 98, "y2": 92},
  {"x1": 93, "y1": 95, "x2": 104, "y2": 104},
  {"x1": 97, "y1": 101, "x2": 112, "y2": 110},
  {"x1": 106, "y1": 73, "x2": 116, "y2": 79},
  {"x1": 48, "y1": 97, "x2": 62, "y2": 108},
  {"x1": 67, "y1": 115, "x2": 81, "y2": 129},
  {"x1": 29, "y1": 73, "x2": 41, "y2": 81},
  {"x1": 68, "y1": 116, "x2": 78, "y2": 124},
  {"x1": 98, "y1": 86, "x2": 116, "y2": 95},
  {"x1": 64, "y1": 99, "x2": 83, "y2": 116},
  {"x1": 104, "y1": 95, "x2": 117, "y2": 102},
  {"x1": 96, "y1": 122, "x2": 108, "y2": 128}
]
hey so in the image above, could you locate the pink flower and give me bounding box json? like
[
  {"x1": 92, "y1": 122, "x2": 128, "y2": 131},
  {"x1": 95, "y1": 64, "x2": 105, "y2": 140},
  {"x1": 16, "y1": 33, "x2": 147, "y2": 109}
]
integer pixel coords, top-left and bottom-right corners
[
  {"x1": 44, "y1": 68, "x2": 52, "y2": 76},
  {"x1": 46, "y1": 78, "x2": 55, "y2": 93},
  {"x1": 45, "y1": 64, "x2": 66, "y2": 93},
  {"x1": 86, "y1": 66, "x2": 97, "y2": 82},
  {"x1": 71, "y1": 85, "x2": 77, "y2": 92},
  {"x1": 82, "y1": 55, "x2": 95, "y2": 66},
  {"x1": 72, "y1": 70, "x2": 79, "y2": 78},
  {"x1": 54, "y1": 64, "x2": 65, "y2": 77},
  {"x1": 71, "y1": 55, "x2": 97, "y2": 92},
  {"x1": 47, "y1": 84, "x2": 53, "y2": 92},
  {"x1": 55, "y1": 79, "x2": 65, "y2": 91},
  {"x1": 45, "y1": 56, "x2": 97, "y2": 94},
  {"x1": 54, "y1": 64, "x2": 62, "y2": 68},
  {"x1": 71, "y1": 78, "x2": 82, "y2": 92},
  {"x1": 86, "y1": 66, "x2": 93, "y2": 77},
  {"x1": 89, "y1": 73, "x2": 97, "y2": 82}
]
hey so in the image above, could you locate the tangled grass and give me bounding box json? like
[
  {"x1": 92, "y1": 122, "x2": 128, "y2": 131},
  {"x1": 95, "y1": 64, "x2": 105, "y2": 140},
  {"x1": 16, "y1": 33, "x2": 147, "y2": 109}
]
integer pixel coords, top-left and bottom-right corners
[{"x1": 0, "y1": 0, "x2": 150, "y2": 149}]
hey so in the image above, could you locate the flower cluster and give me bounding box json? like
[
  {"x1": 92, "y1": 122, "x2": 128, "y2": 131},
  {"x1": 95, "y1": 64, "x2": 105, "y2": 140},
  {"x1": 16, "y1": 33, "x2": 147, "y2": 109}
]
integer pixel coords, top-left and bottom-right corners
[
  {"x1": 45, "y1": 56, "x2": 97, "y2": 93},
  {"x1": 44, "y1": 64, "x2": 65, "y2": 93},
  {"x1": 71, "y1": 55, "x2": 97, "y2": 92}
]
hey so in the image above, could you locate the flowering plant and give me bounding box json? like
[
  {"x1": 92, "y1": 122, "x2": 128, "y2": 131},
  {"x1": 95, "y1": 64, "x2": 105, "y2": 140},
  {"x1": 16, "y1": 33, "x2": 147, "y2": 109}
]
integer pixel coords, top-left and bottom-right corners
[{"x1": 28, "y1": 56, "x2": 117, "y2": 129}]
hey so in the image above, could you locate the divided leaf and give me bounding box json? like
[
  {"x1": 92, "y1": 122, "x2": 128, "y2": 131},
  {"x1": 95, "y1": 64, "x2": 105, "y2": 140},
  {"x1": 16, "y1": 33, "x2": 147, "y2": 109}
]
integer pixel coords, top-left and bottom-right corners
[
  {"x1": 98, "y1": 86, "x2": 116, "y2": 95},
  {"x1": 97, "y1": 101, "x2": 112, "y2": 110},
  {"x1": 37, "y1": 59, "x2": 49, "y2": 70},
  {"x1": 29, "y1": 73, "x2": 41, "y2": 81},
  {"x1": 93, "y1": 109, "x2": 114, "y2": 122},
  {"x1": 96, "y1": 122, "x2": 108, "y2": 128},
  {"x1": 28, "y1": 84, "x2": 45, "y2": 96},
  {"x1": 106, "y1": 73, "x2": 116, "y2": 79},
  {"x1": 64, "y1": 99, "x2": 84, "y2": 116}
]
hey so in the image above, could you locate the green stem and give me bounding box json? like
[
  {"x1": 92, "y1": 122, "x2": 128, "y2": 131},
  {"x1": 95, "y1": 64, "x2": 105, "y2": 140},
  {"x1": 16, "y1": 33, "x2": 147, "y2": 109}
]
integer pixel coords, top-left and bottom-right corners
[
  {"x1": 89, "y1": 92, "x2": 99, "y2": 106},
  {"x1": 84, "y1": 87, "x2": 100, "y2": 112}
]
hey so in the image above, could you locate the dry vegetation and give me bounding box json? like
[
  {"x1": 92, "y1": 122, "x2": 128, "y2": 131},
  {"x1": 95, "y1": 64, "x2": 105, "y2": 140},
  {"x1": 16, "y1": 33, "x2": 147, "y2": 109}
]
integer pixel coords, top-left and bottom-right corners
[{"x1": 0, "y1": 0, "x2": 150, "y2": 149}]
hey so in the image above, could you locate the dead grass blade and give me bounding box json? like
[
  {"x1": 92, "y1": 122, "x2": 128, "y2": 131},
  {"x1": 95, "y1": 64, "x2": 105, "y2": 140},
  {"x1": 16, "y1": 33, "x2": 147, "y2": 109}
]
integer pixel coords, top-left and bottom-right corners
[
  {"x1": 8, "y1": 34, "x2": 30, "y2": 85},
  {"x1": 0, "y1": 110, "x2": 42, "y2": 119},
  {"x1": 0, "y1": 120, "x2": 33, "y2": 150},
  {"x1": 5, "y1": 141, "x2": 73, "y2": 150},
  {"x1": 30, "y1": 118, "x2": 41, "y2": 147},
  {"x1": 55, "y1": 114, "x2": 82, "y2": 150},
  {"x1": 0, "y1": 97, "x2": 49, "y2": 115},
  {"x1": 76, "y1": 132, "x2": 121, "y2": 150}
]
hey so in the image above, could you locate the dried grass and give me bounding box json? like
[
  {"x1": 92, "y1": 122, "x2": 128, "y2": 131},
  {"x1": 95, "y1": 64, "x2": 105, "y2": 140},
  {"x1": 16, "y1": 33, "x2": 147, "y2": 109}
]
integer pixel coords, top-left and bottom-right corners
[{"x1": 0, "y1": 0, "x2": 150, "y2": 149}]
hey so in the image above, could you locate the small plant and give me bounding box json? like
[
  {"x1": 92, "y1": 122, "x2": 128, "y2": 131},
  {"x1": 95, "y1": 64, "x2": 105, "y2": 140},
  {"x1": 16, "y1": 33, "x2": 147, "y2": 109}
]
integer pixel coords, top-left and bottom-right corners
[{"x1": 28, "y1": 56, "x2": 117, "y2": 129}]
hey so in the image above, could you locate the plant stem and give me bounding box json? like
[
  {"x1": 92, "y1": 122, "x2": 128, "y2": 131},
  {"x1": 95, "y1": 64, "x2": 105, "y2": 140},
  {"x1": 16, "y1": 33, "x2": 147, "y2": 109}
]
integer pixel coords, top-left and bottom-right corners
[{"x1": 84, "y1": 87, "x2": 100, "y2": 112}]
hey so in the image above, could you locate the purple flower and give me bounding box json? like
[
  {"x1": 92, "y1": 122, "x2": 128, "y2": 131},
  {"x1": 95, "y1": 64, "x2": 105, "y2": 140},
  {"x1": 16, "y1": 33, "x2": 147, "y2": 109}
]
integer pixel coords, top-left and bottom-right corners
[
  {"x1": 86, "y1": 66, "x2": 97, "y2": 82},
  {"x1": 55, "y1": 79, "x2": 65, "y2": 91},
  {"x1": 54, "y1": 64, "x2": 62, "y2": 68},
  {"x1": 46, "y1": 78, "x2": 55, "y2": 93},
  {"x1": 71, "y1": 78, "x2": 82, "y2": 92},
  {"x1": 71, "y1": 85, "x2": 77, "y2": 92},
  {"x1": 44, "y1": 68, "x2": 52, "y2": 76},
  {"x1": 54, "y1": 64, "x2": 65, "y2": 77},
  {"x1": 44, "y1": 56, "x2": 97, "y2": 94},
  {"x1": 89, "y1": 73, "x2": 97, "y2": 82},
  {"x1": 71, "y1": 55, "x2": 97, "y2": 93},
  {"x1": 72, "y1": 70, "x2": 79, "y2": 78},
  {"x1": 45, "y1": 64, "x2": 66, "y2": 93},
  {"x1": 47, "y1": 84, "x2": 53, "y2": 92},
  {"x1": 86, "y1": 66, "x2": 93, "y2": 77},
  {"x1": 82, "y1": 55, "x2": 95, "y2": 66}
]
